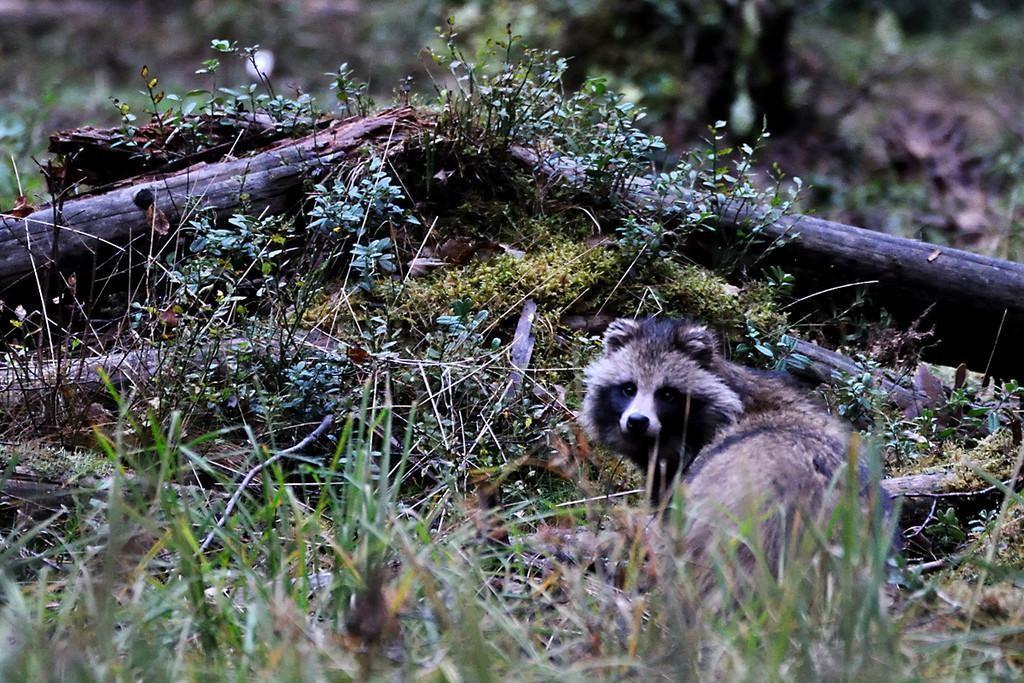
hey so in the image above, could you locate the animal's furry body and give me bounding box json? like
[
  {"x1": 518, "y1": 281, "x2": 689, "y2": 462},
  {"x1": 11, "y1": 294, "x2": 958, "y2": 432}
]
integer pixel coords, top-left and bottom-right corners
[{"x1": 581, "y1": 317, "x2": 879, "y2": 580}]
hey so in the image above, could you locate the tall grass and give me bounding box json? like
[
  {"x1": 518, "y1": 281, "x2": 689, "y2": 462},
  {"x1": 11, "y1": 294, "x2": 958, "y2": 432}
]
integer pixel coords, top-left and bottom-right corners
[{"x1": 4, "y1": 401, "x2": 978, "y2": 681}]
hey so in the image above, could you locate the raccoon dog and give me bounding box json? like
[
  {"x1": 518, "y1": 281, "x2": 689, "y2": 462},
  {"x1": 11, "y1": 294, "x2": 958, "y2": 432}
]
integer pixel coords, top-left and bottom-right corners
[{"x1": 581, "y1": 317, "x2": 883, "y2": 578}]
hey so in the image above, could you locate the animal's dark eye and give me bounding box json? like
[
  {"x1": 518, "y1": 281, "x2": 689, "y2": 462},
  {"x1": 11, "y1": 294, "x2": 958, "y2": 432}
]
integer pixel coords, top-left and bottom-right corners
[
  {"x1": 620, "y1": 382, "x2": 637, "y2": 397},
  {"x1": 655, "y1": 387, "x2": 682, "y2": 403}
]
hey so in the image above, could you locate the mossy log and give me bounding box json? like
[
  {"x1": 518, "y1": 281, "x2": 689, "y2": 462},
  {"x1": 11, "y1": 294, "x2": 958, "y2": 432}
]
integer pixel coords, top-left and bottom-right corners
[
  {"x1": 4, "y1": 110, "x2": 1023, "y2": 376},
  {"x1": 0, "y1": 108, "x2": 421, "y2": 289},
  {"x1": 511, "y1": 147, "x2": 1024, "y2": 379},
  {"x1": 882, "y1": 470, "x2": 1024, "y2": 543}
]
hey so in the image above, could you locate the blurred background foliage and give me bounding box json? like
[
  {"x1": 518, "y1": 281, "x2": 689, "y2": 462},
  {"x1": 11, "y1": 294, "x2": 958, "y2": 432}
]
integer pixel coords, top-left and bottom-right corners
[{"x1": 2, "y1": 0, "x2": 1023, "y2": 257}]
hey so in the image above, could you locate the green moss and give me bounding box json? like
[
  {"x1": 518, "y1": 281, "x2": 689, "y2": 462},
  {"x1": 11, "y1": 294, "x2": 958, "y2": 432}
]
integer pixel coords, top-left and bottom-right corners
[
  {"x1": 402, "y1": 237, "x2": 621, "y2": 324},
  {"x1": 894, "y1": 430, "x2": 1019, "y2": 485},
  {"x1": 988, "y1": 506, "x2": 1024, "y2": 570},
  {"x1": 943, "y1": 504, "x2": 1024, "y2": 584},
  {"x1": 654, "y1": 262, "x2": 787, "y2": 336},
  {"x1": 442, "y1": 200, "x2": 596, "y2": 246},
  {"x1": 942, "y1": 429, "x2": 1019, "y2": 491},
  {"x1": 0, "y1": 442, "x2": 114, "y2": 481},
  {"x1": 740, "y1": 281, "x2": 788, "y2": 332},
  {"x1": 656, "y1": 262, "x2": 742, "y2": 322}
]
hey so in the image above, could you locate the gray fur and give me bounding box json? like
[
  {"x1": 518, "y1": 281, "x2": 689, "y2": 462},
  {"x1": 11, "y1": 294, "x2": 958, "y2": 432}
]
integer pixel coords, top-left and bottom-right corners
[{"x1": 581, "y1": 317, "x2": 884, "y2": 588}]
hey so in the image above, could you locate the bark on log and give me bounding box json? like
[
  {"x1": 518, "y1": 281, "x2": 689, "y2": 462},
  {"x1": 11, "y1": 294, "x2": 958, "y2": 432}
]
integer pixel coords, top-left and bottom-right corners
[
  {"x1": 0, "y1": 470, "x2": 88, "y2": 512},
  {"x1": 726, "y1": 208, "x2": 1023, "y2": 380},
  {"x1": 48, "y1": 113, "x2": 297, "y2": 186},
  {"x1": 511, "y1": 147, "x2": 1024, "y2": 379},
  {"x1": 0, "y1": 108, "x2": 421, "y2": 289},
  {"x1": 781, "y1": 336, "x2": 921, "y2": 411}
]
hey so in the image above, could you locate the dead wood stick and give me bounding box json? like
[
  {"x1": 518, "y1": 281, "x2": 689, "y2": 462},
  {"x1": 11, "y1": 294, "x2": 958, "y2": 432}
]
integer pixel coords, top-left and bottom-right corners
[
  {"x1": 0, "y1": 108, "x2": 422, "y2": 287},
  {"x1": 197, "y1": 413, "x2": 335, "y2": 553},
  {"x1": 881, "y1": 471, "x2": 957, "y2": 499},
  {"x1": 505, "y1": 298, "x2": 538, "y2": 399}
]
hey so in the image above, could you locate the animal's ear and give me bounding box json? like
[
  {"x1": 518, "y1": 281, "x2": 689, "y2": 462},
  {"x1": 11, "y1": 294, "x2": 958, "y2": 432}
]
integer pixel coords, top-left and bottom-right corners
[
  {"x1": 673, "y1": 323, "x2": 716, "y2": 365},
  {"x1": 602, "y1": 318, "x2": 640, "y2": 352}
]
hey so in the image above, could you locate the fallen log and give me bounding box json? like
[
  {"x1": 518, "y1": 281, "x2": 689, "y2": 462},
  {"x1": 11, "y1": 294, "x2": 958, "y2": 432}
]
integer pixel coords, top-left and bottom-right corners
[
  {"x1": 0, "y1": 329, "x2": 342, "y2": 410},
  {"x1": 780, "y1": 336, "x2": 920, "y2": 411},
  {"x1": 0, "y1": 332, "x2": 1007, "y2": 534},
  {"x1": 0, "y1": 108, "x2": 422, "y2": 288},
  {"x1": 0, "y1": 467, "x2": 98, "y2": 513},
  {"x1": 5, "y1": 112, "x2": 1022, "y2": 376},
  {"x1": 512, "y1": 147, "x2": 1024, "y2": 379},
  {"x1": 47, "y1": 113, "x2": 302, "y2": 186},
  {"x1": 0, "y1": 463, "x2": 996, "y2": 538},
  {"x1": 2, "y1": 343, "x2": 196, "y2": 407}
]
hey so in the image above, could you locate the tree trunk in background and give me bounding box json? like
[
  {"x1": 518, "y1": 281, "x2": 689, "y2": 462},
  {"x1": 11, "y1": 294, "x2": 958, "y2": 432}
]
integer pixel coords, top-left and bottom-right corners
[
  {"x1": 559, "y1": 1, "x2": 798, "y2": 134},
  {"x1": 747, "y1": 3, "x2": 796, "y2": 133}
]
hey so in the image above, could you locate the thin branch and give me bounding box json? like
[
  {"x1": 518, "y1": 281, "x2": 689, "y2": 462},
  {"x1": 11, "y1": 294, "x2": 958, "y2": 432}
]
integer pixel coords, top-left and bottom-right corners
[{"x1": 198, "y1": 414, "x2": 334, "y2": 553}]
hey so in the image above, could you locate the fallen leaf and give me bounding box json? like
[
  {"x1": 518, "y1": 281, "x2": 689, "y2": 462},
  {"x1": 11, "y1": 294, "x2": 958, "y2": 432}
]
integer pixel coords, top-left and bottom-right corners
[
  {"x1": 157, "y1": 307, "x2": 178, "y2": 327},
  {"x1": 439, "y1": 237, "x2": 479, "y2": 265},
  {"x1": 913, "y1": 363, "x2": 945, "y2": 404},
  {"x1": 954, "y1": 363, "x2": 967, "y2": 390},
  {"x1": 347, "y1": 346, "x2": 371, "y2": 363},
  {"x1": 147, "y1": 204, "x2": 171, "y2": 235},
  {"x1": 8, "y1": 196, "x2": 35, "y2": 218},
  {"x1": 499, "y1": 243, "x2": 526, "y2": 259}
]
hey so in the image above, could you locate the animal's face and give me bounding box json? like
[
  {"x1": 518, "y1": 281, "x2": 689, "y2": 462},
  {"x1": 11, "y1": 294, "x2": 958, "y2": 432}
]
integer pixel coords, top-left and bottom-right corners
[
  {"x1": 595, "y1": 371, "x2": 687, "y2": 442},
  {"x1": 581, "y1": 318, "x2": 743, "y2": 466}
]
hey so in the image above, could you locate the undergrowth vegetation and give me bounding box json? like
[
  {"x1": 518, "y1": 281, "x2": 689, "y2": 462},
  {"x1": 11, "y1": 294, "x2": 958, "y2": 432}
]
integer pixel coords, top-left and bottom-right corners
[{"x1": 1, "y1": 27, "x2": 1023, "y2": 680}]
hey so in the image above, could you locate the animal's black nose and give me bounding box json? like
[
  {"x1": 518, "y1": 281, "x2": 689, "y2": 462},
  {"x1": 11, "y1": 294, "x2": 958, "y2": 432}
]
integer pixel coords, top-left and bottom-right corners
[{"x1": 625, "y1": 413, "x2": 650, "y2": 434}]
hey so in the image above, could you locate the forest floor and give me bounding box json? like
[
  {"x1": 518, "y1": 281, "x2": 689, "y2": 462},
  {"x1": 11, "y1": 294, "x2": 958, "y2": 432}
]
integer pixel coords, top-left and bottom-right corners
[{"x1": 1, "y1": 7, "x2": 1023, "y2": 681}]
